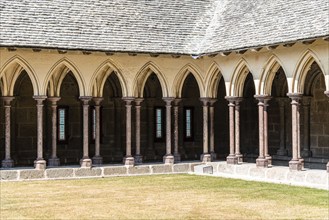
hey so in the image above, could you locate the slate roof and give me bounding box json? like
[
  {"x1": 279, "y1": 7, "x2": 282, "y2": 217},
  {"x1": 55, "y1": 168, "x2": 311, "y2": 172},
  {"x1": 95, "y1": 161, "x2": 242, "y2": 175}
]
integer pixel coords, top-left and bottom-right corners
[{"x1": 0, "y1": 0, "x2": 328, "y2": 55}]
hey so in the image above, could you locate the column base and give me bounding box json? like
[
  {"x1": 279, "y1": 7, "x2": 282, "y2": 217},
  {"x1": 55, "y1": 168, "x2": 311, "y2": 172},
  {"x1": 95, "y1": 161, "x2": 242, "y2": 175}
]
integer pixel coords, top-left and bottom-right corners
[
  {"x1": 301, "y1": 150, "x2": 312, "y2": 158},
  {"x1": 1, "y1": 159, "x2": 14, "y2": 168},
  {"x1": 34, "y1": 159, "x2": 46, "y2": 170},
  {"x1": 327, "y1": 162, "x2": 329, "y2": 173},
  {"x1": 289, "y1": 160, "x2": 302, "y2": 171},
  {"x1": 123, "y1": 156, "x2": 135, "y2": 167},
  {"x1": 134, "y1": 155, "x2": 143, "y2": 165},
  {"x1": 276, "y1": 148, "x2": 288, "y2": 156},
  {"x1": 235, "y1": 153, "x2": 243, "y2": 164},
  {"x1": 265, "y1": 155, "x2": 272, "y2": 167},
  {"x1": 201, "y1": 153, "x2": 212, "y2": 163},
  {"x1": 298, "y1": 158, "x2": 305, "y2": 170},
  {"x1": 48, "y1": 158, "x2": 60, "y2": 167},
  {"x1": 226, "y1": 155, "x2": 238, "y2": 164},
  {"x1": 256, "y1": 158, "x2": 268, "y2": 168},
  {"x1": 92, "y1": 156, "x2": 103, "y2": 166},
  {"x1": 163, "y1": 154, "x2": 174, "y2": 164},
  {"x1": 210, "y1": 152, "x2": 217, "y2": 161},
  {"x1": 80, "y1": 157, "x2": 92, "y2": 168},
  {"x1": 174, "y1": 153, "x2": 181, "y2": 162}
]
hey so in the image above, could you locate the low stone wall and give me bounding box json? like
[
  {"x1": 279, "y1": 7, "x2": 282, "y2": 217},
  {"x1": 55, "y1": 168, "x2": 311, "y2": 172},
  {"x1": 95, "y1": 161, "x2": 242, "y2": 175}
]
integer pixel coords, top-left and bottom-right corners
[
  {"x1": 209, "y1": 162, "x2": 329, "y2": 190},
  {"x1": 0, "y1": 162, "x2": 202, "y2": 181}
]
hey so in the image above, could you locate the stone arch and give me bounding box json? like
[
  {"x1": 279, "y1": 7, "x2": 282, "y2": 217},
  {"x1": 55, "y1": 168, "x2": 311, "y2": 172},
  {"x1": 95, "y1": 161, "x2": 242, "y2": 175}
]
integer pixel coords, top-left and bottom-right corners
[
  {"x1": 259, "y1": 55, "x2": 288, "y2": 95},
  {"x1": 230, "y1": 59, "x2": 253, "y2": 97},
  {"x1": 44, "y1": 58, "x2": 86, "y2": 96},
  {"x1": 133, "y1": 61, "x2": 169, "y2": 98},
  {"x1": 90, "y1": 59, "x2": 128, "y2": 97},
  {"x1": 0, "y1": 55, "x2": 39, "y2": 96},
  {"x1": 205, "y1": 62, "x2": 226, "y2": 98},
  {"x1": 173, "y1": 64, "x2": 205, "y2": 98},
  {"x1": 292, "y1": 49, "x2": 327, "y2": 93}
]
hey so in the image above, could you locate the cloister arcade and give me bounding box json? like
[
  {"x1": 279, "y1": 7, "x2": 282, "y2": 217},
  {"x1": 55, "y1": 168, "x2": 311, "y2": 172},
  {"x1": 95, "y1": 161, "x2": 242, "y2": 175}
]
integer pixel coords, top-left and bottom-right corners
[{"x1": 0, "y1": 41, "x2": 328, "y2": 171}]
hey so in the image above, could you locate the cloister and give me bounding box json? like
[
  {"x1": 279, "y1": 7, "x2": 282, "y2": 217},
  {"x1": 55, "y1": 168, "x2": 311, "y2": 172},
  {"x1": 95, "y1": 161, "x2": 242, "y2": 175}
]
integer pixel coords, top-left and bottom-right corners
[{"x1": 1, "y1": 39, "x2": 328, "y2": 172}]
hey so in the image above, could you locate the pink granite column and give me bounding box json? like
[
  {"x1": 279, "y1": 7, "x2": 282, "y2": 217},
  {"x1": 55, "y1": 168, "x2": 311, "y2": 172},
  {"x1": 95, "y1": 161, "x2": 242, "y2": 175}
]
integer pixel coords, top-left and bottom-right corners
[
  {"x1": 264, "y1": 96, "x2": 272, "y2": 166},
  {"x1": 255, "y1": 95, "x2": 268, "y2": 168},
  {"x1": 301, "y1": 96, "x2": 312, "y2": 158},
  {"x1": 324, "y1": 91, "x2": 329, "y2": 173},
  {"x1": 209, "y1": 98, "x2": 217, "y2": 161},
  {"x1": 173, "y1": 98, "x2": 181, "y2": 162},
  {"x1": 92, "y1": 97, "x2": 103, "y2": 165},
  {"x1": 123, "y1": 97, "x2": 134, "y2": 166},
  {"x1": 33, "y1": 96, "x2": 47, "y2": 170},
  {"x1": 80, "y1": 96, "x2": 92, "y2": 168},
  {"x1": 234, "y1": 98, "x2": 243, "y2": 163},
  {"x1": 134, "y1": 98, "x2": 143, "y2": 164},
  {"x1": 48, "y1": 97, "x2": 61, "y2": 166},
  {"x1": 287, "y1": 93, "x2": 302, "y2": 171},
  {"x1": 276, "y1": 98, "x2": 288, "y2": 156},
  {"x1": 163, "y1": 97, "x2": 174, "y2": 164},
  {"x1": 225, "y1": 97, "x2": 237, "y2": 164},
  {"x1": 200, "y1": 98, "x2": 211, "y2": 162},
  {"x1": 1, "y1": 97, "x2": 15, "y2": 168}
]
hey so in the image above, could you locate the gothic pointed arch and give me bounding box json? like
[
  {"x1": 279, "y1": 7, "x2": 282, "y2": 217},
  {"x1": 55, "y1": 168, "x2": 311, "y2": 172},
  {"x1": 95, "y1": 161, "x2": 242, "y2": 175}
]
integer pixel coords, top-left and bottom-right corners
[
  {"x1": 230, "y1": 59, "x2": 253, "y2": 97},
  {"x1": 205, "y1": 62, "x2": 225, "y2": 98},
  {"x1": 292, "y1": 49, "x2": 327, "y2": 93},
  {"x1": 0, "y1": 55, "x2": 39, "y2": 96},
  {"x1": 259, "y1": 55, "x2": 287, "y2": 95},
  {"x1": 173, "y1": 64, "x2": 205, "y2": 98},
  {"x1": 44, "y1": 58, "x2": 85, "y2": 96},
  {"x1": 133, "y1": 61, "x2": 168, "y2": 97},
  {"x1": 90, "y1": 59, "x2": 128, "y2": 97}
]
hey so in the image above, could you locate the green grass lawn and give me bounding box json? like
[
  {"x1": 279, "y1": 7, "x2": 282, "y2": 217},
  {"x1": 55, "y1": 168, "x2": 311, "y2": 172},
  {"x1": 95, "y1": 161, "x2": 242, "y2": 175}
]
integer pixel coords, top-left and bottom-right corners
[{"x1": 0, "y1": 174, "x2": 328, "y2": 219}]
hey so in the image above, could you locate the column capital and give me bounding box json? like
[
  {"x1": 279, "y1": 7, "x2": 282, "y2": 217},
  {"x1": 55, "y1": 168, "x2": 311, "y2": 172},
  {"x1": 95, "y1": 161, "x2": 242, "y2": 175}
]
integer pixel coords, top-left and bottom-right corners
[
  {"x1": 287, "y1": 93, "x2": 303, "y2": 101},
  {"x1": 135, "y1": 98, "x2": 144, "y2": 106},
  {"x1": 48, "y1": 96, "x2": 61, "y2": 104},
  {"x1": 225, "y1": 96, "x2": 239, "y2": 103},
  {"x1": 122, "y1": 96, "x2": 134, "y2": 105},
  {"x1": 33, "y1": 95, "x2": 47, "y2": 103},
  {"x1": 324, "y1": 91, "x2": 329, "y2": 98},
  {"x1": 208, "y1": 98, "x2": 217, "y2": 106},
  {"x1": 173, "y1": 98, "x2": 182, "y2": 106},
  {"x1": 163, "y1": 97, "x2": 174, "y2": 105},
  {"x1": 200, "y1": 97, "x2": 210, "y2": 106},
  {"x1": 254, "y1": 94, "x2": 270, "y2": 102},
  {"x1": 79, "y1": 96, "x2": 92, "y2": 105},
  {"x1": 1, "y1": 96, "x2": 15, "y2": 105},
  {"x1": 93, "y1": 97, "x2": 104, "y2": 106}
]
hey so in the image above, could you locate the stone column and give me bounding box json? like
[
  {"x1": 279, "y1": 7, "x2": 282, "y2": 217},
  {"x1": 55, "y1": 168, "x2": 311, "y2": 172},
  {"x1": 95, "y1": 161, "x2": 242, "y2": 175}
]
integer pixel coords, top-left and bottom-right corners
[
  {"x1": 209, "y1": 98, "x2": 217, "y2": 161},
  {"x1": 92, "y1": 97, "x2": 103, "y2": 165},
  {"x1": 163, "y1": 97, "x2": 174, "y2": 164},
  {"x1": 324, "y1": 91, "x2": 329, "y2": 173},
  {"x1": 287, "y1": 93, "x2": 302, "y2": 171},
  {"x1": 301, "y1": 96, "x2": 312, "y2": 158},
  {"x1": 200, "y1": 98, "x2": 211, "y2": 162},
  {"x1": 1, "y1": 97, "x2": 15, "y2": 168},
  {"x1": 264, "y1": 97, "x2": 272, "y2": 166},
  {"x1": 33, "y1": 96, "x2": 47, "y2": 170},
  {"x1": 134, "y1": 98, "x2": 143, "y2": 164},
  {"x1": 234, "y1": 98, "x2": 243, "y2": 163},
  {"x1": 173, "y1": 98, "x2": 181, "y2": 162},
  {"x1": 255, "y1": 95, "x2": 268, "y2": 168},
  {"x1": 123, "y1": 97, "x2": 134, "y2": 167},
  {"x1": 48, "y1": 97, "x2": 61, "y2": 166},
  {"x1": 80, "y1": 96, "x2": 92, "y2": 168},
  {"x1": 225, "y1": 97, "x2": 237, "y2": 164},
  {"x1": 276, "y1": 98, "x2": 288, "y2": 156}
]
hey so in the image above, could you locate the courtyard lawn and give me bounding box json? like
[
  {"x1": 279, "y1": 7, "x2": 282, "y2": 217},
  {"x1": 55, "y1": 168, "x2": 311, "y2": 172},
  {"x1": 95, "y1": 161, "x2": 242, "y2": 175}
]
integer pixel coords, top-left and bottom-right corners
[{"x1": 0, "y1": 175, "x2": 328, "y2": 220}]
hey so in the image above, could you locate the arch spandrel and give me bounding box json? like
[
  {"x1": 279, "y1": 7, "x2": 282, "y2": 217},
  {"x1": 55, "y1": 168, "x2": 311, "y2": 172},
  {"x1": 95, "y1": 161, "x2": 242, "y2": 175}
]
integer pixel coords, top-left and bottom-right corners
[
  {"x1": 229, "y1": 59, "x2": 253, "y2": 97},
  {"x1": 0, "y1": 55, "x2": 40, "y2": 96},
  {"x1": 44, "y1": 58, "x2": 86, "y2": 97},
  {"x1": 90, "y1": 59, "x2": 128, "y2": 97},
  {"x1": 172, "y1": 63, "x2": 205, "y2": 98},
  {"x1": 205, "y1": 62, "x2": 226, "y2": 98},
  {"x1": 293, "y1": 49, "x2": 328, "y2": 93},
  {"x1": 133, "y1": 61, "x2": 169, "y2": 98}
]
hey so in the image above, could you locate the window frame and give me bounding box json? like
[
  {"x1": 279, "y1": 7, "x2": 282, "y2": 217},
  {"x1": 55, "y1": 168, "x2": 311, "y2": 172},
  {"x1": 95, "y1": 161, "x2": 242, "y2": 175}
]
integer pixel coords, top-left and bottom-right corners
[
  {"x1": 154, "y1": 106, "x2": 166, "y2": 142},
  {"x1": 57, "y1": 106, "x2": 69, "y2": 144},
  {"x1": 183, "y1": 106, "x2": 194, "y2": 141}
]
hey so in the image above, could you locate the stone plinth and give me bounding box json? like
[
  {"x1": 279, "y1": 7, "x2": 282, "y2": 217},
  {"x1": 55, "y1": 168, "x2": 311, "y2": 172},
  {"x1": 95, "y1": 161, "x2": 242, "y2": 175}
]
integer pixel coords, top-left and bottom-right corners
[
  {"x1": 48, "y1": 158, "x2": 60, "y2": 167},
  {"x1": 201, "y1": 153, "x2": 211, "y2": 163},
  {"x1": 226, "y1": 155, "x2": 238, "y2": 164},
  {"x1": 256, "y1": 158, "x2": 268, "y2": 168},
  {"x1": 134, "y1": 155, "x2": 143, "y2": 165},
  {"x1": 80, "y1": 158, "x2": 92, "y2": 168},
  {"x1": 92, "y1": 156, "x2": 103, "y2": 166},
  {"x1": 124, "y1": 156, "x2": 134, "y2": 167},
  {"x1": 34, "y1": 159, "x2": 46, "y2": 170},
  {"x1": 289, "y1": 160, "x2": 302, "y2": 171},
  {"x1": 163, "y1": 154, "x2": 174, "y2": 164},
  {"x1": 2, "y1": 159, "x2": 14, "y2": 168}
]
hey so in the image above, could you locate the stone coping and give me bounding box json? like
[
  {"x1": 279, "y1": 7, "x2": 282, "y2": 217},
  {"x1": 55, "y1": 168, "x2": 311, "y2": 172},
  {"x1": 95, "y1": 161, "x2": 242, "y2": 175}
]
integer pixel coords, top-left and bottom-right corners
[{"x1": 204, "y1": 162, "x2": 329, "y2": 190}]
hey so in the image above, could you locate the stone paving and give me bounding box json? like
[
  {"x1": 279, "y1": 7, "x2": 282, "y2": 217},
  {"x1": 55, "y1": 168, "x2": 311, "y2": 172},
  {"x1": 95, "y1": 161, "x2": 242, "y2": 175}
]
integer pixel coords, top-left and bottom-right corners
[{"x1": 1, "y1": 161, "x2": 328, "y2": 190}]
